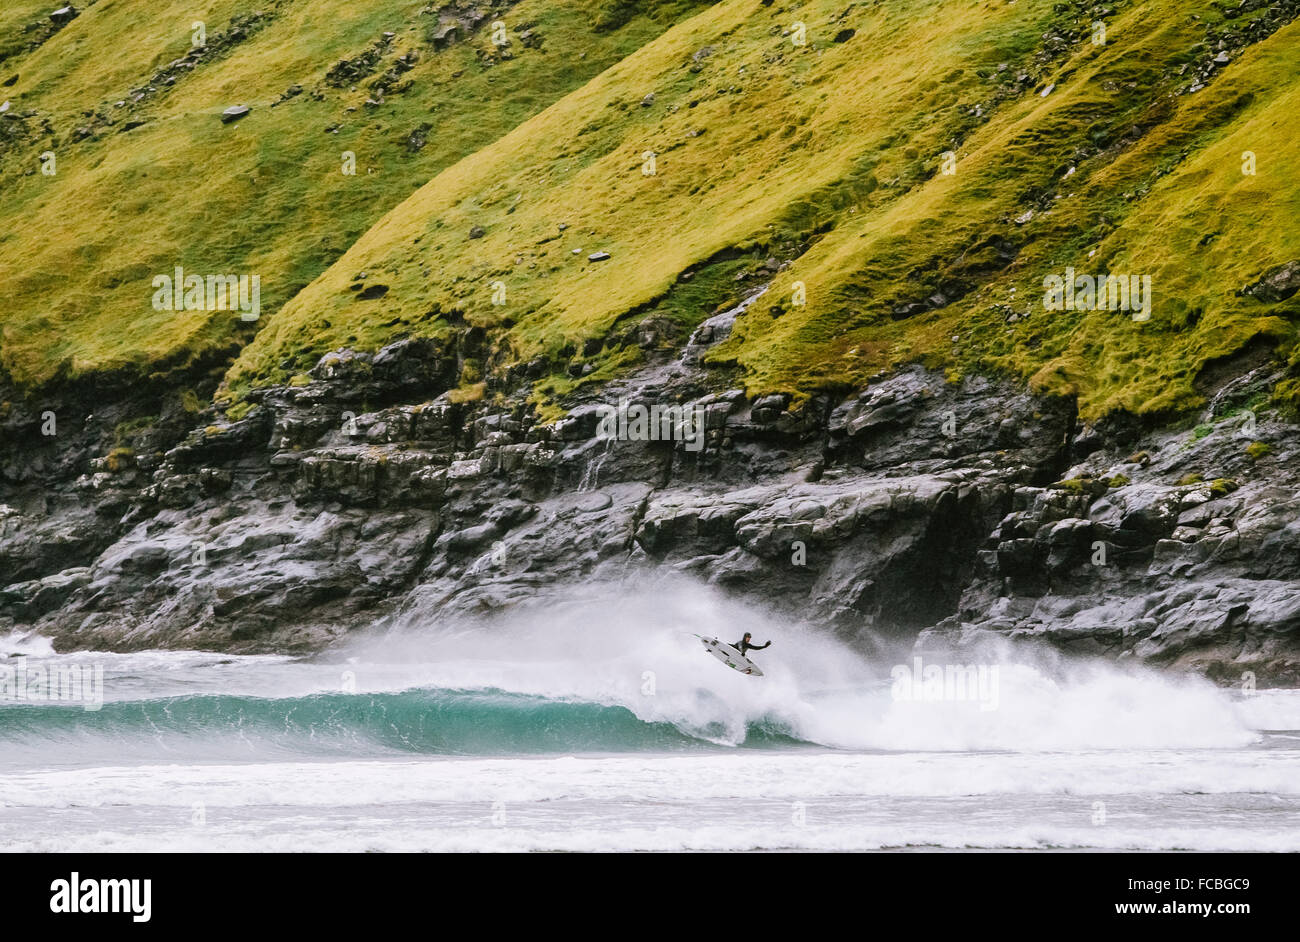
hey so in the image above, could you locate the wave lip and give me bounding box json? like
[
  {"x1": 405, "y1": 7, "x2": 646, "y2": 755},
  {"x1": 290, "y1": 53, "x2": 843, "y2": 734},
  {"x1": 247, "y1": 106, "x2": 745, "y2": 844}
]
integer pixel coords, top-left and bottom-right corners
[
  {"x1": 0, "y1": 599, "x2": 1284, "y2": 761},
  {"x1": 0, "y1": 665, "x2": 1279, "y2": 762}
]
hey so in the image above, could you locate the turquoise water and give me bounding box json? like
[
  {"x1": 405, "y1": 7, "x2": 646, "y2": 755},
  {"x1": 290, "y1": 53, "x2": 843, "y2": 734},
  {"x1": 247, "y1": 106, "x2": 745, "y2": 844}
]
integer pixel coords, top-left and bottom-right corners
[
  {"x1": 0, "y1": 686, "x2": 811, "y2": 761},
  {"x1": 2, "y1": 614, "x2": 1298, "y2": 852}
]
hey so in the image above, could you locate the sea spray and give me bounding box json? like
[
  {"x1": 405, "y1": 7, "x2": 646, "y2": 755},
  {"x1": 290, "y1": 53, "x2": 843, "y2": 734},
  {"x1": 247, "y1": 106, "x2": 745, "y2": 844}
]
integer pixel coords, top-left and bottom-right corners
[{"x1": 341, "y1": 578, "x2": 1256, "y2": 752}]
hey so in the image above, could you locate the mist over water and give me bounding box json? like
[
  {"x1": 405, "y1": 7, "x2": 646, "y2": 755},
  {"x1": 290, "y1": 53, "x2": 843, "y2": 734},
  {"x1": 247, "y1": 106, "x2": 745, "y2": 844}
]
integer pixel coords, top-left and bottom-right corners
[{"x1": 323, "y1": 580, "x2": 1259, "y2": 753}]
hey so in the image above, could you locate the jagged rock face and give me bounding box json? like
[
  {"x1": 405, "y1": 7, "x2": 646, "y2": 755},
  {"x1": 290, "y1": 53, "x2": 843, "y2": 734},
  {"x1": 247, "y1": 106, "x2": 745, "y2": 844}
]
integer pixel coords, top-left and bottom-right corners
[
  {"x1": 0, "y1": 338, "x2": 1297, "y2": 683},
  {"x1": 931, "y1": 392, "x2": 1300, "y2": 683}
]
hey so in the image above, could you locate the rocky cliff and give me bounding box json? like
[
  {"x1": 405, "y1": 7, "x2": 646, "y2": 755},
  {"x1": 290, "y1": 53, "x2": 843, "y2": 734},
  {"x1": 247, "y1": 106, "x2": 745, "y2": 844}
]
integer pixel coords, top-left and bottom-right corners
[
  {"x1": 1, "y1": 0, "x2": 1299, "y2": 682},
  {"x1": 3, "y1": 305, "x2": 1296, "y2": 683}
]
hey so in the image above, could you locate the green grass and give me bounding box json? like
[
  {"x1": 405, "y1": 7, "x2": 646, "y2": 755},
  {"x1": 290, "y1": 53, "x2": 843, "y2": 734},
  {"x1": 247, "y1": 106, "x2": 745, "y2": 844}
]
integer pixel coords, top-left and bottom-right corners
[
  {"x1": 221, "y1": 0, "x2": 1300, "y2": 420},
  {"x1": 712, "y1": 2, "x2": 1300, "y2": 418},
  {"x1": 0, "y1": 1, "x2": 69, "y2": 65},
  {"x1": 0, "y1": 0, "x2": 709, "y2": 388},
  {"x1": 3, "y1": 0, "x2": 1298, "y2": 427},
  {"x1": 228, "y1": 0, "x2": 1082, "y2": 392}
]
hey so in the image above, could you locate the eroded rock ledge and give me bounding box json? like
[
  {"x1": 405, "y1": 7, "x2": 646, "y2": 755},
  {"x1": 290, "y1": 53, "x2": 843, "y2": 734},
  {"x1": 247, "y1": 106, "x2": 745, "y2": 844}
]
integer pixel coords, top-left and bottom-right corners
[{"x1": 1, "y1": 336, "x2": 1297, "y2": 683}]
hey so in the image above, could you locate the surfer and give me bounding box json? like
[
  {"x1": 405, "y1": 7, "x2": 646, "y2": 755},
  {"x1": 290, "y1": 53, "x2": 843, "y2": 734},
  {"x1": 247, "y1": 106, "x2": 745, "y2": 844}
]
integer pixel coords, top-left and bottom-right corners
[{"x1": 733, "y1": 632, "x2": 771, "y2": 657}]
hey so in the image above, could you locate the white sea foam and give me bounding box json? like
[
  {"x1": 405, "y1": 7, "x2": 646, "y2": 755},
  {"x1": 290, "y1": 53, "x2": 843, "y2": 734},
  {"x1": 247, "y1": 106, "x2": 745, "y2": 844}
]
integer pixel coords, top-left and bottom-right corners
[
  {"x1": 3, "y1": 750, "x2": 1297, "y2": 810},
  {"x1": 10, "y1": 823, "x2": 1300, "y2": 854},
  {"x1": 332, "y1": 580, "x2": 1262, "y2": 751},
  {"x1": 0, "y1": 630, "x2": 55, "y2": 657},
  {"x1": 4, "y1": 580, "x2": 1297, "y2": 852}
]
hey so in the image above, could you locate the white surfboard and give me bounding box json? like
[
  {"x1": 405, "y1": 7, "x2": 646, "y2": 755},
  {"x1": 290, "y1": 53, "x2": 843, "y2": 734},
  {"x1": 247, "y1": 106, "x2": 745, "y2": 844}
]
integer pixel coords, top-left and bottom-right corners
[{"x1": 693, "y1": 634, "x2": 764, "y2": 677}]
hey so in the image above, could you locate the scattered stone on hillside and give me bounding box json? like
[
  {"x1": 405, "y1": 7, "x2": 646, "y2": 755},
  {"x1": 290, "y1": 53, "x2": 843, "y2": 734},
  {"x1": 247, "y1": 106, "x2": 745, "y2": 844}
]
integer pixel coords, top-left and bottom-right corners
[
  {"x1": 833, "y1": 28, "x2": 855, "y2": 43},
  {"x1": 688, "y1": 46, "x2": 714, "y2": 73},
  {"x1": 371, "y1": 51, "x2": 418, "y2": 98},
  {"x1": 641, "y1": 93, "x2": 655, "y2": 107},
  {"x1": 406, "y1": 122, "x2": 432, "y2": 152},
  {"x1": 85, "y1": 10, "x2": 276, "y2": 131},
  {"x1": 272, "y1": 84, "x2": 303, "y2": 106},
  {"x1": 588, "y1": 251, "x2": 611, "y2": 262},
  {"x1": 431, "y1": 22, "x2": 460, "y2": 48},
  {"x1": 468, "y1": 225, "x2": 486, "y2": 239},
  {"x1": 1241, "y1": 261, "x2": 1300, "y2": 303},
  {"x1": 49, "y1": 6, "x2": 78, "y2": 24},
  {"x1": 326, "y1": 34, "x2": 395, "y2": 87},
  {"x1": 221, "y1": 105, "x2": 250, "y2": 123}
]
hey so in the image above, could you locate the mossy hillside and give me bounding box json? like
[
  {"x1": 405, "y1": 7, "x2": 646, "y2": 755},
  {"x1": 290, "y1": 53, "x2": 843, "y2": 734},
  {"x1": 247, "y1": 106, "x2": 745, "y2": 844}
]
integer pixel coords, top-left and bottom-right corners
[
  {"x1": 0, "y1": 1, "x2": 76, "y2": 65},
  {"x1": 228, "y1": 0, "x2": 1300, "y2": 422},
  {"x1": 5, "y1": 0, "x2": 1296, "y2": 427},
  {"x1": 713, "y1": 3, "x2": 1300, "y2": 419},
  {"x1": 0, "y1": 0, "x2": 709, "y2": 388},
  {"x1": 226, "y1": 0, "x2": 1080, "y2": 397}
]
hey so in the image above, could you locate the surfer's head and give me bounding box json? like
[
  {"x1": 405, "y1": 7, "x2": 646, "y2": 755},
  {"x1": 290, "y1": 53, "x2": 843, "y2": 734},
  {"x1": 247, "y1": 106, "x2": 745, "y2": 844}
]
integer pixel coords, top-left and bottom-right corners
[{"x1": 742, "y1": 632, "x2": 752, "y2": 642}]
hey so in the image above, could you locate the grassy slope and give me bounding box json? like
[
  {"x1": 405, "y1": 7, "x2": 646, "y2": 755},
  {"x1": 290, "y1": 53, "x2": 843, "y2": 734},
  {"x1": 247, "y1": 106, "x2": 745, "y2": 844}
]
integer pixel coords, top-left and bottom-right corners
[
  {"x1": 0, "y1": 0, "x2": 707, "y2": 387},
  {"x1": 4, "y1": 0, "x2": 1296, "y2": 424},
  {"x1": 225, "y1": 0, "x2": 1300, "y2": 422},
  {"x1": 0, "y1": 1, "x2": 61, "y2": 65},
  {"x1": 229, "y1": 0, "x2": 1059, "y2": 392},
  {"x1": 721, "y1": 0, "x2": 1300, "y2": 421},
  {"x1": 720, "y1": 3, "x2": 1300, "y2": 418}
]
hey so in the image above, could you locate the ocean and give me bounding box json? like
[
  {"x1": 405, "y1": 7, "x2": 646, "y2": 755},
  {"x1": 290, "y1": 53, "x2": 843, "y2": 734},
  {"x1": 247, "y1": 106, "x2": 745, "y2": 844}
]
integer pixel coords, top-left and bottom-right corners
[{"x1": 2, "y1": 596, "x2": 1297, "y2": 853}]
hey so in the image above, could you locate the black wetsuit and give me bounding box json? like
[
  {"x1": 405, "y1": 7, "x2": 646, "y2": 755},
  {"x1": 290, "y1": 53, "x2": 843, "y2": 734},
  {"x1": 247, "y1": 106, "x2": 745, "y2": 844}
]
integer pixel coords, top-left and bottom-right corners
[{"x1": 733, "y1": 639, "x2": 771, "y2": 656}]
